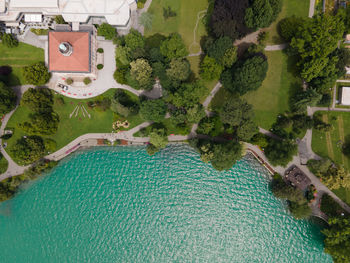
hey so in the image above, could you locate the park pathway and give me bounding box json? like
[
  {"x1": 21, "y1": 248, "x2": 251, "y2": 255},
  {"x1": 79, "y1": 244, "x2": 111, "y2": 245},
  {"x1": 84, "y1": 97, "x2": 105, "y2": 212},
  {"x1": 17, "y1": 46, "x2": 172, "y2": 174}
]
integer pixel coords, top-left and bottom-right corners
[
  {"x1": 309, "y1": 0, "x2": 316, "y2": 17},
  {"x1": 264, "y1": 44, "x2": 287, "y2": 51}
]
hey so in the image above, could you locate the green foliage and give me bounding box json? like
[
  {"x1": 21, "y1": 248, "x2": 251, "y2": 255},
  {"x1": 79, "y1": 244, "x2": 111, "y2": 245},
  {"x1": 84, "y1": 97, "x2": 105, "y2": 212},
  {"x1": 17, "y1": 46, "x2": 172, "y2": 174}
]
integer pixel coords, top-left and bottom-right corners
[
  {"x1": 288, "y1": 201, "x2": 312, "y2": 219},
  {"x1": 265, "y1": 138, "x2": 297, "y2": 166},
  {"x1": 22, "y1": 62, "x2": 50, "y2": 86},
  {"x1": 321, "y1": 194, "x2": 348, "y2": 218},
  {"x1": 21, "y1": 88, "x2": 53, "y2": 113},
  {"x1": 200, "y1": 56, "x2": 223, "y2": 80},
  {"x1": 140, "y1": 99, "x2": 167, "y2": 122},
  {"x1": 166, "y1": 58, "x2": 191, "y2": 81},
  {"x1": 83, "y1": 77, "x2": 91, "y2": 85},
  {"x1": 97, "y1": 23, "x2": 117, "y2": 40},
  {"x1": 139, "y1": 12, "x2": 153, "y2": 30},
  {"x1": 167, "y1": 82, "x2": 207, "y2": 108},
  {"x1": 130, "y1": 59, "x2": 153, "y2": 90},
  {"x1": 307, "y1": 158, "x2": 332, "y2": 175},
  {"x1": 115, "y1": 45, "x2": 131, "y2": 66},
  {"x1": 11, "y1": 136, "x2": 45, "y2": 165},
  {"x1": 110, "y1": 90, "x2": 139, "y2": 117},
  {"x1": 18, "y1": 111, "x2": 59, "y2": 135},
  {"x1": 97, "y1": 64, "x2": 104, "y2": 70},
  {"x1": 278, "y1": 16, "x2": 304, "y2": 41},
  {"x1": 220, "y1": 97, "x2": 258, "y2": 141},
  {"x1": 292, "y1": 89, "x2": 322, "y2": 114},
  {"x1": 125, "y1": 29, "x2": 145, "y2": 52},
  {"x1": 54, "y1": 15, "x2": 66, "y2": 24},
  {"x1": 320, "y1": 166, "x2": 350, "y2": 190},
  {"x1": 44, "y1": 139, "x2": 57, "y2": 153},
  {"x1": 322, "y1": 217, "x2": 350, "y2": 263},
  {"x1": 30, "y1": 28, "x2": 49, "y2": 35},
  {"x1": 197, "y1": 115, "x2": 223, "y2": 136},
  {"x1": 0, "y1": 82, "x2": 16, "y2": 115},
  {"x1": 186, "y1": 104, "x2": 206, "y2": 124},
  {"x1": 149, "y1": 128, "x2": 168, "y2": 149},
  {"x1": 245, "y1": 0, "x2": 273, "y2": 29},
  {"x1": 1, "y1": 33, "x2": 18, "y2": 48},
  {"x1": 160, "y1": 33, "x2": 188, "y2": 60},
  {"x1": 97, "y1": 48, "x2": 104, "y2": 53},
  {"x1": 163, "y1": 6, "x2": 177, "y2": 19},
  {"x1": 114, "y1": 67, "x2": 128, "y2": 84},
  {"x1": 290, "y1": 14, "x2": 345, "y2": 82},
  {"x1": 225, "y1": 55, "x2": 268, "y2": 95},
  {"x1": 193, "y1": 139, "x2": 242, "y2": 171},
  {"x1": 207, "y1": 37, "x2": 237, "y2": 67}
]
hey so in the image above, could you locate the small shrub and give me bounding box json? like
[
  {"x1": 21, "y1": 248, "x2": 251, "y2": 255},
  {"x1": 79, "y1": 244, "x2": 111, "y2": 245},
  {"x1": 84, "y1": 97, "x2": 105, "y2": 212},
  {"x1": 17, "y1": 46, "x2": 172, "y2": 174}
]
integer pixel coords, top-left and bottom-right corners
[
  {"x1": 55, "y1": 97, "x2": 65, "y2": 106},
  {"x1": 83, "y1": 77, "x2": 91, "y2": 85},
  {"x1": 163, "y1": 6, "x2": 177, "y2": 19},
  {"x1": 97, "y1": 48, "x2": 104, "y2": 53},
  {"x1": 114, "y1": 68, "x2": 128, "y2": 84},
  {"x1": 97, "y1": 64, "x2": 104, "y2": 70},
  {"x1": 65, "y1": 78, "x2": 73, "y2": 85},
  {"x1": 54, "y1": 15, "x2": 66, "y2": 24},
  {"x1": 137, "y1": 2, "x2": 144, "y2": 9},
  {"x1": 2, "y1": 33, "x2": 18, "y2": 48}
]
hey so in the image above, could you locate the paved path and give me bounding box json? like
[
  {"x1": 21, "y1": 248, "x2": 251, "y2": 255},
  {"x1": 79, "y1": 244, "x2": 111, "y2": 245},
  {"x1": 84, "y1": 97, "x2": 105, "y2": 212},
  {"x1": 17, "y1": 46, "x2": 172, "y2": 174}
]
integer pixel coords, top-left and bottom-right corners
[
  {"x1": 336, "y1": 79, "x2": 350, "y2": 83},
  {"x1": 309, "y1": 0, "x2": 316, "y2": 17},
  {"x1": 259, "y1": 127, "x2": 281, "y2": 140},
  {"x1": 203, "y1": 82, "x2": 222, "y2": 115},
  {"x1": 18, "y1": 29, "x2": 46, "y2": 49},
  {"x1": 264, "y1": 44, "x2": 288, "y2": 51},
  {"x1": 332, "y1": 85, "x2": 337, "y2": 108}
]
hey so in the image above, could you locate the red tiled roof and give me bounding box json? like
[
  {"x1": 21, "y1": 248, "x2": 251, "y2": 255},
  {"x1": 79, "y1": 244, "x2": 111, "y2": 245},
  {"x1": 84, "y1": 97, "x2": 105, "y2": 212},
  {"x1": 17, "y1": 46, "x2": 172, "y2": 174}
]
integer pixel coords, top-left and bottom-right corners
[{"x1": 48, "y1": 31, "x2": 90, "y2": 72}]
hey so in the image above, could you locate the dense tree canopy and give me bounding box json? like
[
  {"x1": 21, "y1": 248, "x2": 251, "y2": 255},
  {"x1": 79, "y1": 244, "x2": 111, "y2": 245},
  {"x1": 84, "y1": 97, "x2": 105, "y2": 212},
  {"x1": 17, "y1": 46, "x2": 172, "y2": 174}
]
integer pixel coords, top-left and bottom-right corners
[
  {"x1": 265, "y1": 138, "x2": 297, "y2": 166},
  {"x1": 245, "y1": 0, "x2": 273, "y2": 29},
  {"x1": 125, "y1": 29, "x2": 145, "y2": 52},
  {"x1": 167, "y1": 82, "x2": 207, "y2": 108},
  {"x1": 200, "y1": 56, "x2": 223, "y2": 80},
  {"x1": 278, "y1": 16, "x2": 305, "y2": 41},
  {"x1": 21, "y1": 88, "x2": 53, "y2": 113},
  {"x1": 140, "y1": 99, "x2": 167, "y2": 122},
  {"x1": 209, "y1": 0, "x2": 251, "y2": 40},
  {"x1": 130, "y1": 59, "x2": 153, "y2": 90},
  {"x1": 160, "y1": 33, "x2": 188, "y2": 60},
  {"x1": 18, "y1": 112, "x2": 59, "y2": 135},
  {"x1": 110, "y1": 90, "x2": 139, "y2": 117},
  {"x1": 166, "y1": 58, "x2": 191, "y2": 81},
  {"x1": 322, "y1": 217, "x2": 350, "y2": 263},
  {"x1": 23, "y1": 62, "x2": 50, "y2": 86},
  {"x1": 0, "y1": 82, "x2": 16, "y2": 115},
  {"x1": 11, "y1": 136, "x2": 45, "y2": 165},
  {"x1": 292, "y1": 89, "x2": 322, "y2": 114},
  {"x1": 223, "y1": 55, "x2": 268, "y2": 95},
  {"x1": 1, "y1": 33, "x2": 18, "y2": 48},
  {"x1": 207, "y1": 37, "x2": 237, "y2": 67}
]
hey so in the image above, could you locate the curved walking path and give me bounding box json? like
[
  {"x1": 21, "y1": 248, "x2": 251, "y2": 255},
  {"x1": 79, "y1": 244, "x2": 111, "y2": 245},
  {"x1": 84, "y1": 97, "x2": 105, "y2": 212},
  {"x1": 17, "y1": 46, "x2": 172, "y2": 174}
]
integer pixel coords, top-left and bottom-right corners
[{"x1": 189, "y1": 9, "x2": 207, "y2": 54}]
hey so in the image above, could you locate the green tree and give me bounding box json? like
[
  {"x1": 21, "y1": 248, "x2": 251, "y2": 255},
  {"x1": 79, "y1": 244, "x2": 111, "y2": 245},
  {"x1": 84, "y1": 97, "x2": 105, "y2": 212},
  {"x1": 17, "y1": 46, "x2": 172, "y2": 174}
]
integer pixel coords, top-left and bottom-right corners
[
  {"x1": 228, "y1": 55, "x2": 268, "y2": 95},
  {"x1": 1, "y1": 33, "x2": 18, "y2": 48},
  {"x1": 288, "y1": 201, "x2": 312, "y2": 219},
  {"x1": 245, "y1": 0, "x2": 273, "y2": 29},
  {"x1": 186, "y1": 104, "x2": 206, "y2": 124},
  {"x1": 166, "y1": 58, "x2": 191, "y2": 81},
  {"x1": 11, "y1": 136, "x2": 45, "y2": 165},
  {"x1": 167, "y1": 82, "x2": 207, "y2": 108},
  {"x1": 292, "y1": 89, "x2": 322, "y2": 114},
  {"x1": 140, "y1": 99, "x2": 167, "y2": 122},
  {"x1": 125, "y1": 29, "x2": 145, "y2": 51},
  {"x1": 23, "y1": 62, "x2": 50, "y2": 86},
  {"x1": 139, "y1": 12, "x2": 153, "y2": 30},
  {"x1": 278, "y1": 16, "x2": 304, "y2": 41},
  {"x1": 54, "y1": 15, "x2": 66, "y2": 24},
  {"x1": 130, "y1": 59, "x2": 153, "y2": 90},
  {"x1": 21, "y1": 88, "x2": 53, "y2": 112},
  {"x1": 265, "y1": 138, "x2": 297, "y2": 166},
  {"x1": 115, "y1": 46, "x2": 131, "y2": 66},
  {"x1": 160, "y1": 33, "x2": 188, "y2": 60},
  {"x1": 320, "y1": 166, "x2": 350, "y2": 190},
  {"x1": 110, "y1": 90, "x2": 139, "y2": 117},
  {"x1": 208, "y1": 37, "x2": 237, "y2": 66},
  {"x1": 200, "y1": 56, "x2": 223, "y2": 80},
  {"x1": 0, "y1": 82, "x2": 16, "y2": 114},
  {"x1": 97, "y1": 23, "x2": 116, "y2": 40},
  {"x1": 210, "y1": 141, "x2": 242, "y2": 171},
  {"x1": 322, "y1": 217, "x2": 350, "y2": 263},
  {"x1": 18, "y1": 112, "x2": 59, "y2": 135},
  {"x1": 149, "y1": 128, "x2": 168, "y2": 149}
]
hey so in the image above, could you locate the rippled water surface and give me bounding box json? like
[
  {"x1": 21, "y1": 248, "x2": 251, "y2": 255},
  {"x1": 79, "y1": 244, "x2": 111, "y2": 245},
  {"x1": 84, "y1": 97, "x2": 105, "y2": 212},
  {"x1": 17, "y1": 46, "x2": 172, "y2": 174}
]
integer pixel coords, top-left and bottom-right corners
[{"x1": 0, "y1": 145, "x2": 332, "y2": 262}]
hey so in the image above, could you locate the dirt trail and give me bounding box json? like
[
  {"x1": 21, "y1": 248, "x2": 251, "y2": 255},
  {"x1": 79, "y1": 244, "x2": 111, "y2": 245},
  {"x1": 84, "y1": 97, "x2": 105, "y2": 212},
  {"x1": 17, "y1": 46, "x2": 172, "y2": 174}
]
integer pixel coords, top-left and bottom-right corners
[{"x1": 323, "y1": 114, "x2": 335, "y2": 160}]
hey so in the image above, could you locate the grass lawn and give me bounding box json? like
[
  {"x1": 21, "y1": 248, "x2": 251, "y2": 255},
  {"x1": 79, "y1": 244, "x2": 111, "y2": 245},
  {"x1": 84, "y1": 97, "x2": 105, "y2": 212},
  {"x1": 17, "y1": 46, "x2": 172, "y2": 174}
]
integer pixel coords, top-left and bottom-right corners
[
  {"x1": 0, "y1": 43, "x2": 44, "y2": 86},
  {"x1": 312, "y1": 111, "x2": 350, "y2": 205},
  {"x1": 0, "y1": 154, "x2": 8, "y2": 174},
  {"x1": 145, "y1": 0, "x2": 208, "y2": 54},
  {"x1": 134, "y1": 118, "x2": 191, "y2": 137},
  {"x1": 241, "y1": 51, "x2": 300, "y2": 129},
  {"x1": 4, "y1": 89, "x2": 144, "y2": 163},
  {"x1": 266, "y1": 0, "x2": 310, "y2": 45}
]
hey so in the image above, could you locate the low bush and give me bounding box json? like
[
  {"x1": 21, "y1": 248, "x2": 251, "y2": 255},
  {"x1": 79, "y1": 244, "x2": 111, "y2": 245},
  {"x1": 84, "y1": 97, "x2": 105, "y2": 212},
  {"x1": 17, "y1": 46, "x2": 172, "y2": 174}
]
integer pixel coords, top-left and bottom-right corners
[
  {"x1": 83, "y1": 77, "x2": 91, "y2": 85},
  {"x1": 65, "y1": 78, "x2": 73, "y2": 85},
  {"x1": 97, "y1": 64, "x2": 104, "y2": 70},
  {"x1": 97, "y1": 48, "x2": 104, "y2": 53},
  {"x1": 137, "y1": 2, "x2": 144, "y2": 9}
]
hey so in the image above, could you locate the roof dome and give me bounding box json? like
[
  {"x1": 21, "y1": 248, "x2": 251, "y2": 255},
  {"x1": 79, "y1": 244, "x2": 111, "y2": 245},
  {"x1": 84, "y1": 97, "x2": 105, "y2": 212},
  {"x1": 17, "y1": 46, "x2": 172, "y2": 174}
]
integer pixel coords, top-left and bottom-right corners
[{"x1": 59, "y1": 42, "x2": 73, "y2": 56}]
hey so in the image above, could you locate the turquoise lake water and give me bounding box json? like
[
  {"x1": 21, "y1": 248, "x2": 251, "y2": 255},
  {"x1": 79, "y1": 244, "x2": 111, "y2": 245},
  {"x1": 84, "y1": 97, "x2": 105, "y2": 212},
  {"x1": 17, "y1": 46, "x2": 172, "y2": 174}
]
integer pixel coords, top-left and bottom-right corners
[{"x1": 0, "y1": 145, "x2": 332, "y2": 262}]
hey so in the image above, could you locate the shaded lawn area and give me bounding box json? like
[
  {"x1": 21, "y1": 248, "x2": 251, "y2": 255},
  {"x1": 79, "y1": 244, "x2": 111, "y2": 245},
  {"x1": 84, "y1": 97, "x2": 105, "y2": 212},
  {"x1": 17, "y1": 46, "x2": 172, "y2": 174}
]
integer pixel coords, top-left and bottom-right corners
[
  {"x1": 0, "y1": 43, "x2": 44, "y2": 86},
  {"x1": 134, "y1": 118, "x2": 192, "y2": 137},
  {"x1": 145, "y1": 0, "x2": 208, "y2": 53},
  {"x1": 242, "y1": 51, "x2": 300, "y2": 129},
  {"x1": 4, "y1": 89, "x2": 144, "y2": 163},
  {"x1": 0, "y1": 154, "x2": 8, "y2": 174},
  {"x1": 312, "y1": 111, "x2": 350, "y2": 205},
  {"x1": 266, "y1": 0, "x2": 310, "y2": 45}
]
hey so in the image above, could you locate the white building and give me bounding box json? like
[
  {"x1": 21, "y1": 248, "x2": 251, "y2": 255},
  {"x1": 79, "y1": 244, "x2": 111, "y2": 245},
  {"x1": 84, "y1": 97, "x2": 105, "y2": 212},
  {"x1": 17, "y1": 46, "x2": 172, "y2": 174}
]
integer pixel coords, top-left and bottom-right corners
[
  {"x1": 341, "y1": 87, "x2": 350, "y2": 105},
  {"x1": 0, "y1": 0, "x2": 136, "y2": 27}
]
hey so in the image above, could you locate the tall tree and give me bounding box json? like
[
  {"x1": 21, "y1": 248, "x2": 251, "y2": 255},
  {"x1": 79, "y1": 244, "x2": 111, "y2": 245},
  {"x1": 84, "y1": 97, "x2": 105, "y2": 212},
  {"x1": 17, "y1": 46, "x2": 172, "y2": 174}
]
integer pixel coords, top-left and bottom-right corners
[
  {"x1": 23, "y1": 62, "x2": 50, "y2": 86},
  {"x1": 130, "y1": 59, "x2": 153, "y2": 90},
  {"x1": 245, "y1": 0, "x2": 273, "y2": 29},
  {"x1": 0, "y1": 82, "x2": 16, "y2": 115},
  {"x1": 166, "y1": 58, "x2": 191, "y2": 81},
  {"x1": 140, "y1": 99, "x2": 167, "y2": 122},
  {"x1": 160, "y1": 33, "x2": 188, "y2": 60}
]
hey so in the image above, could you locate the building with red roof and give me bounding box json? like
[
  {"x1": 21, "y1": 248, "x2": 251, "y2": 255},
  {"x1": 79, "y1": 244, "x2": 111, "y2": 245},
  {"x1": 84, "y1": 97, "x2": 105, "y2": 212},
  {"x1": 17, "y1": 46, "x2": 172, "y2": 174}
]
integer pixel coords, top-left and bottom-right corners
[{"x1": 48, "y1": 31, "x2": 91, "y2": 73}]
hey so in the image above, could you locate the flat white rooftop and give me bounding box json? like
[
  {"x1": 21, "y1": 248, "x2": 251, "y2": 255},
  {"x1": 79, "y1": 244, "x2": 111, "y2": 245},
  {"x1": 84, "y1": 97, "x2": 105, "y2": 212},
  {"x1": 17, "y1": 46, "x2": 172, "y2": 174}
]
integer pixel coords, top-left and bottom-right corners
[{"x1": 341, "y1": 87, "x2": 350, "y2": 105}]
